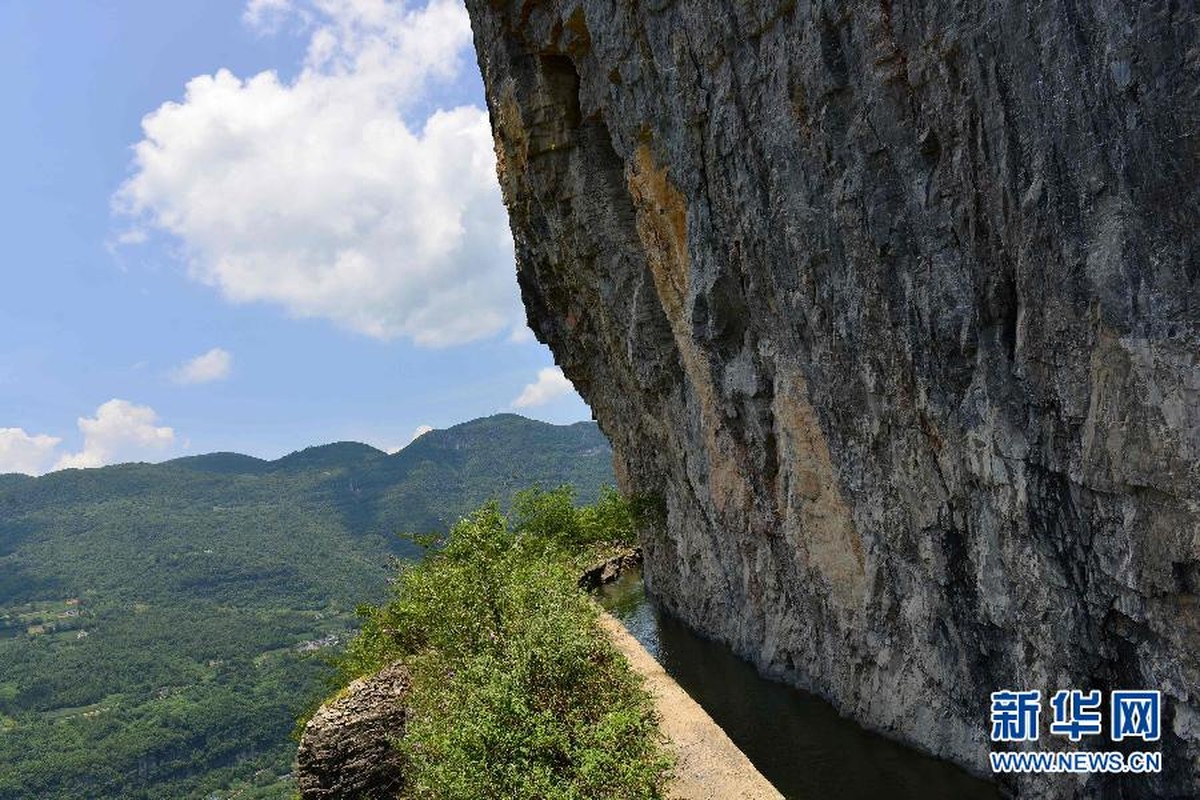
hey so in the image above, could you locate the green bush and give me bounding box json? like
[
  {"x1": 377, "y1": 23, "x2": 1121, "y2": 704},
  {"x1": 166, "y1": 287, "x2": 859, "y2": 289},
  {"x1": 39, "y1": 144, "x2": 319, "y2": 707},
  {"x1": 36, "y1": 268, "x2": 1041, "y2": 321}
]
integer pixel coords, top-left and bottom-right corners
[
  {"x1": 340, "y1": 491, "x2": 671, "y2": 799},
  {"x1": 511, "y1": 485, "x2": 639, "y2": 560}
]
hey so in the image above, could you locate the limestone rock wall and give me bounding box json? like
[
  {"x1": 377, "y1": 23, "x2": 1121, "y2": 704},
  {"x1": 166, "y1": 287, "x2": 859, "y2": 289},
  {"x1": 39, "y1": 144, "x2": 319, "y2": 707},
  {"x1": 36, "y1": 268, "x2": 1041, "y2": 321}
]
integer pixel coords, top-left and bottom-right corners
[
  {"x1": 296, "y1": 662, "x2": 409, "y2": 799},
  {"x1": 464, "y1": 1, "x2": 1200, "y2": 796}
]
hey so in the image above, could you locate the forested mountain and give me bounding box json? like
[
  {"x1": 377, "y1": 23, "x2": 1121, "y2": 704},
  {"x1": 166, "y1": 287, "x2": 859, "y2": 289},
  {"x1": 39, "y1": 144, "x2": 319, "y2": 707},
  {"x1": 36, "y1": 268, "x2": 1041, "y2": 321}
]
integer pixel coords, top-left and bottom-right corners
[{"x1": 0, "y1": 414, "x2": 614, "y2": 799}]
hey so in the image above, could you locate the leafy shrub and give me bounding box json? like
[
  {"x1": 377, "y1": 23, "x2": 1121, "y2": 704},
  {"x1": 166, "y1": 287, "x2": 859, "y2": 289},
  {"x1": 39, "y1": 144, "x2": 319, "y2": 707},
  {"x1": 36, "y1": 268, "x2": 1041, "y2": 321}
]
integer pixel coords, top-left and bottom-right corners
[
  {"x1": 339, "y1": 491, "x2": 671, "y2": 799},
  {"x1": 510, "y1": 485, "x2": 639, "y2": 559}
]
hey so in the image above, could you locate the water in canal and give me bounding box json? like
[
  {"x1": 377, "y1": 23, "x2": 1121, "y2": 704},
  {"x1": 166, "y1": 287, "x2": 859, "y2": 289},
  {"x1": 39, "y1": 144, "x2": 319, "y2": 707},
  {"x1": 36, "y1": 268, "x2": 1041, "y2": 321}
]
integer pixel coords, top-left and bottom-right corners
[{"x1": 598, "y1": 569, "x2": 1000, "y2": 800}]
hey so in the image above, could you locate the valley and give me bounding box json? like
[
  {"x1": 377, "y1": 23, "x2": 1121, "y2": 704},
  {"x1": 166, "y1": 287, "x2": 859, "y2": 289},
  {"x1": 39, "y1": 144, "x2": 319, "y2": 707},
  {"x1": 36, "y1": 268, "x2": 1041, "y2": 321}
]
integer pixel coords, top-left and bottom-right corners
[{"x1": 0, "y1": 414, "x2": 613, "y2": 799}]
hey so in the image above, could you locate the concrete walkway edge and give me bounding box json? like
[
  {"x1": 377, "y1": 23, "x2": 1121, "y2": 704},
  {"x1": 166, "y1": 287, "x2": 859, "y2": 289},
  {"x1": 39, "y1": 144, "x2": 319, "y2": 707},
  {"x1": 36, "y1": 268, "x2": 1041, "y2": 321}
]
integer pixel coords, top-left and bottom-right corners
[{"x1": 599, "y1": 612, "x2": 785, "y2": 800}]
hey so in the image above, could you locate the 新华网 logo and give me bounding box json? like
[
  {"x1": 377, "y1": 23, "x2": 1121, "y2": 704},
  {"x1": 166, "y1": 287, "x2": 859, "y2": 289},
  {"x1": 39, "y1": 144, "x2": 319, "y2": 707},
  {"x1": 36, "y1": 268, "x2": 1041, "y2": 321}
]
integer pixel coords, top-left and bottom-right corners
[{"x1": 988, "y1": 689, "x2": 1162, "y2": 774}]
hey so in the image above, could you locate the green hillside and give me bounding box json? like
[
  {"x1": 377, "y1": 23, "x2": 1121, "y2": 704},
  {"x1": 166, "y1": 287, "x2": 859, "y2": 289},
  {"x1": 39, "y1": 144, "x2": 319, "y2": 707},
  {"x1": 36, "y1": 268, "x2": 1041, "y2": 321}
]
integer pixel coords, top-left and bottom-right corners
[{"x1": 0, "y1": 414, "x2": 614, "y2": 800}]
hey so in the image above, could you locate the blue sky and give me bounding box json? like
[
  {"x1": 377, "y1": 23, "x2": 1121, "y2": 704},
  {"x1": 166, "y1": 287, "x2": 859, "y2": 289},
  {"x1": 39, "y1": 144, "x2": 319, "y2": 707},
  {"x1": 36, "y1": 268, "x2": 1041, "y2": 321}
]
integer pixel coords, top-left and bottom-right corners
[{"x1": 0, "y1": 0, "x2": 589, "y2": 474}]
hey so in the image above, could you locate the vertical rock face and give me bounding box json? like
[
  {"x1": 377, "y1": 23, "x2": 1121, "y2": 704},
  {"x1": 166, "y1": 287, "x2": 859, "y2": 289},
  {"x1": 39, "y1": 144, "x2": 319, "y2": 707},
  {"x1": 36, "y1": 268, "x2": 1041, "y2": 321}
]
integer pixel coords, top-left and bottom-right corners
[{"x1": 464, "y1": 1, "x2": 1199, "y2": 796}]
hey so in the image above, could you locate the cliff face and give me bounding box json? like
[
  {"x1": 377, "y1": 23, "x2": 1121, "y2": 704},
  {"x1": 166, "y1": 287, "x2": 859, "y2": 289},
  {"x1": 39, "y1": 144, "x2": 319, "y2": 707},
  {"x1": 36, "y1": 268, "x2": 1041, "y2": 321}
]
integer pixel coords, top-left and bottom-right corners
[{"x1": 463, "y1": 1, "x2": 1199, "y2": 796}]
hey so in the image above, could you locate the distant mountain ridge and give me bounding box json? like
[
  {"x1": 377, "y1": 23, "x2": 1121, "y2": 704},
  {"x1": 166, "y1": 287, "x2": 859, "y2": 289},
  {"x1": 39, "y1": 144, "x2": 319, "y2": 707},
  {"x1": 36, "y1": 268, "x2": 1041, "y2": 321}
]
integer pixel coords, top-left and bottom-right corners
[
  {"x1": 2, "y1": 414, "x2": 613, "y2": 563},
  {"x1": 6, "y1": 413, "x2": 606, "y2": 477},
  {"x1": 0, "y1": 413, "x2": 614, "y2": 800}
]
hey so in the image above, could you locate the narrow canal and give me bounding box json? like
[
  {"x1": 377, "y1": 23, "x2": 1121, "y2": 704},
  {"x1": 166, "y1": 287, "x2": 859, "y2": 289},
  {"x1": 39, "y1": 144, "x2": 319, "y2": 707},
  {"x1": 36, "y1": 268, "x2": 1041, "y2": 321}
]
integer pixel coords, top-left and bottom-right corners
[{"x1": 598, "y1": 569, "x2": 1001, "y2": 800}]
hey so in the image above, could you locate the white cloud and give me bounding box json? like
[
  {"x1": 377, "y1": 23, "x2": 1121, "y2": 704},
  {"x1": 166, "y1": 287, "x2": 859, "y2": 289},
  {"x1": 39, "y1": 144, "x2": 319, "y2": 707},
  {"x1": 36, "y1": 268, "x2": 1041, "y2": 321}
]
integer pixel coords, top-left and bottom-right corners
[
  {"x1": 172, "y1": 347, "x2": 233, "y2": 384},
  {"x1": 116, "y1": 229, "x2": 148, "y2": 245},
  {"x1": 384, "y1": 423, "x2": 433, "y2": 453},
  {"x1": 243, "y1": 0, "x2": 298, "y2": 30},
  {"x1": 508, "y1": 324, "x2": 536, "y2": 344},
  {"x1": 54, "y1": 400, "x2": 176, "y2": 470},
  {"x1": 0, "y1": 429, "x2": 62, "y2": 475},
  {"x1": 512, "y1": 367, "x2": 574, "y2": 409},
  {"x1": 116, "y1": 0, "x2": 519, "y2": 346}
]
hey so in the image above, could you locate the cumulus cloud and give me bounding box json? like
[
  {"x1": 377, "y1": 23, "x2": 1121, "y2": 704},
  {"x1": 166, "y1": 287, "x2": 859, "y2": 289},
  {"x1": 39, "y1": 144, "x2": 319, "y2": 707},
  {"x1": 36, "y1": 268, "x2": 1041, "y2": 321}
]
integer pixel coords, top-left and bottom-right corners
[
  {"x1": 0, "y1": 429, "x2": 62, "y2": 475},
  {"x1": 54, "y1": 400, "x2": 177, "y2": 470},
  {"x1": 512, "y1": 367, "x2": 574, "y2": 409},
  {"x1": 1, "y1": 401, "x2": 179, "y2": 474},
  {"x1": 172, "y1": 347, "x2": 234, "y2": 384},
  {"x1": 115, "y1": 0, "x2": 519, "y2": 346}
]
